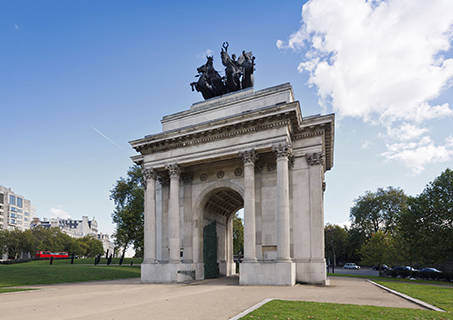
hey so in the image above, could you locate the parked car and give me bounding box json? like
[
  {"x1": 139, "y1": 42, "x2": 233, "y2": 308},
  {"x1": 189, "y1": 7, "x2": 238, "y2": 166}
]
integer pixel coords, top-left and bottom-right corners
[
  {"x1": 343, "y1": 263, "x2": 360, "y2": 269},
  {"x1": 393, "y1": 266, "x2": 418, "y2": 272},
  {"x1": 372, "y1": 264, "x2": 389, "y2": 271},
  {"x1": 419, "y1": 268, "x2": 442, "y2": 273}
]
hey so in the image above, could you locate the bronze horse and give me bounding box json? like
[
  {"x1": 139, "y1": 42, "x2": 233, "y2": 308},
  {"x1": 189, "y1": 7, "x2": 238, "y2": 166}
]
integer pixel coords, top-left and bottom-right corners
[{"x1": 190, "y1": 56, "x2": 226, "y2": 100}]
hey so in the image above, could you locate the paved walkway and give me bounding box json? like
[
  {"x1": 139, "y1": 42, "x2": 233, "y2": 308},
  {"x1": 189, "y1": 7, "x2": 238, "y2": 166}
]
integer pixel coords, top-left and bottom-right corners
[{"x1": 0, "y1": 276, "x2": 427, "y2": 320}]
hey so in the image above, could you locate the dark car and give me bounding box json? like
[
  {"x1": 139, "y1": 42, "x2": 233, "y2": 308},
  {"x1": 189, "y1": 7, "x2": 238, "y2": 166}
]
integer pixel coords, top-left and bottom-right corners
[
  {"x1": 419, "y1": 268, "x2": 442, "y2": 273},
  {"x1": 393, "y1": 266, "x2": 418, "y2": 272},
  {"x1": 372, "y1": 264, "x2": 389, "y2": 271}
]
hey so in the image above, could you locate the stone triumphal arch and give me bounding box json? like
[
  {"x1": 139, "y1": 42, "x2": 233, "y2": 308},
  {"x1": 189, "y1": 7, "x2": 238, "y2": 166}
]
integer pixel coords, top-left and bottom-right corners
[{"x1": 130, "y1": 83, "x2": 334, "y2": 285}]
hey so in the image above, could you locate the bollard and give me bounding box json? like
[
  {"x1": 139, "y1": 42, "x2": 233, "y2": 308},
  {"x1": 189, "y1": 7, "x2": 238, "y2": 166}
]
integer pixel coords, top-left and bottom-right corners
[
  {"x1": 50, "y1": 256, "x2": 53, "y2": 265},
  {"x1": 131, "y1": 261, "x2": 133, "y2": 266},
  {"x1": 71, "y1": 253, "x2": 74, "y2": 265}
]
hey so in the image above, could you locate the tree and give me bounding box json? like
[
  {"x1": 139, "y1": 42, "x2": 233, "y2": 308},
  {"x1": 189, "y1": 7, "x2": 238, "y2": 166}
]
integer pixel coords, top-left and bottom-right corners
[
  {"x1": 324, "y1": 224, "x2": 348, "y2": 266},
  {"x1": 232, "y1": 213, "x2": 244, "y2": 255},
  {"x1": 110, "y1": 165, "x2": 145, "y2": 257},
  {"x1": 350, "y1": 187, "x2": 407, "y2": 237},
  {"x1": 77, "y1": 235, "x2": 104, "y2": 257},
  {"x1": 397, "y1": 168, "x2": 453, "y2": 264},
  {"x1": 359, "y1": 231, "x2": 394, "y2": 276}
]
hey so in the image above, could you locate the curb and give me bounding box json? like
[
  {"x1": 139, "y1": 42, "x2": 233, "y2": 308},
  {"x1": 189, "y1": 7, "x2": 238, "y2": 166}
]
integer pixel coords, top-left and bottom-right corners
[
  {"x1": 230, "y1": 298, "x2": 274, "y2": 320},
  {"x1": 366, "y1": 280, "x2": 445, "y2": 312}
]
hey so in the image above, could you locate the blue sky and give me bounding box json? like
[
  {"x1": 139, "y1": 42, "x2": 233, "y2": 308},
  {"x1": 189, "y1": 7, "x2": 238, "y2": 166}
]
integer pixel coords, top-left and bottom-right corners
[{"x1": 1, "y1": 0, "x2": 452, "y2": 238}]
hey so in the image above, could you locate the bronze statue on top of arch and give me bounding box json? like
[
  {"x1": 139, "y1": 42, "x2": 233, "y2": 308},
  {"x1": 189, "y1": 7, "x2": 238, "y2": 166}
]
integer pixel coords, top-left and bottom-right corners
[{"x1": 190, "y1": 42, "x2": 255, "y2": 100}]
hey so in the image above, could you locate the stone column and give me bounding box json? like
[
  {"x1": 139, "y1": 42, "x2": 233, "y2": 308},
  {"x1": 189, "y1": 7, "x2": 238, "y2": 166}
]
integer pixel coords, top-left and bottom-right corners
[
  {"x1": 143, "y1": 168, "x2": 158, "y2": 264},
  {"x1": 239, "y1": 149, "x2": 258, "y2": 263},
  {"x1": 273, "y1": 143, "x2": 292, "y2": 262},
  {"x1": 307, "y1": 152, "x2": 325, "y2": 263},
  {"x1": 166, "y1": 163, "x2": 182, "y2": 263}
]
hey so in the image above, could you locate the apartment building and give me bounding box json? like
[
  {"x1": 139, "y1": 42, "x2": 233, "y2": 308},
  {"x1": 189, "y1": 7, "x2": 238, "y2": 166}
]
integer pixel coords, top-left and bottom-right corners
[{"x1": 0, "y1": 185, "x2": 36, "y2": 231}]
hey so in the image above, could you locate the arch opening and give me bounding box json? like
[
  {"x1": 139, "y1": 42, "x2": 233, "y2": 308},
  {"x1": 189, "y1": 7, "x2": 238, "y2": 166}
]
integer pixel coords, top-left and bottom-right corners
[{"x1": 202, "y1": 187, "x2": 243, "y2": 278}]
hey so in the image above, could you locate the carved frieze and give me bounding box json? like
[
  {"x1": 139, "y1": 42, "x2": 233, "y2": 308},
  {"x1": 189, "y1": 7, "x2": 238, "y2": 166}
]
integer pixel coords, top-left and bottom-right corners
[
  {"x1": 200, "y1": 173, "x2": 208, "y2": 181},
  {"x1": 239, "y1": 149, "x2": 258, "y2": 165},
  {"x1": 234, "y1": 167, "x2": 243, "y2": 176},
  {"x1": 217, "y1": 171, "x2": 225, "y2": 179},
  {"x1": 306, "y1": 152, "x2": 324, "y2": 166}
]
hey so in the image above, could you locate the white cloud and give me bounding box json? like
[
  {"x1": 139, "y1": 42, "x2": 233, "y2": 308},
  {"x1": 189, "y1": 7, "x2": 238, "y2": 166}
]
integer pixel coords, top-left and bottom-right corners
[
  {"x1": 382, "y1": 136, "x2": 453, "y2": 175},
  {"x1": 361, "y1": 140, "x2": 371, "y2": 149},
  {"x1": 197, "y1": 49, "x2": 214, "y2": 59},
  {"x1": 278, "y1": 0, "x2": 453, "y2": 173},
  {"x1": 385, "y1": 123, "x2": 429, "y2": 141},
  {"x1": 48, "y1": 205, "x2": 71, "y2": 219},
  {"x1": 14, "y1": 24, "x2": 19, "y2": 30}
]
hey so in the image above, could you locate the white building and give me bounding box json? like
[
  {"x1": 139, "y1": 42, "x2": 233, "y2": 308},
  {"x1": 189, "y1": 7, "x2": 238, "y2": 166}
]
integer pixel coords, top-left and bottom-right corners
[{"x1": 0, "y1": 185, "x2": 36, "y2": 231}]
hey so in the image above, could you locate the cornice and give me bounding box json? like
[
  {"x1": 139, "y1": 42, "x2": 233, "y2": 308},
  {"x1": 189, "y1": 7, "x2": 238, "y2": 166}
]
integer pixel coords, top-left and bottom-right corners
[{"x1": 138, "y1": 118, "x2": 291, "y2": 155}]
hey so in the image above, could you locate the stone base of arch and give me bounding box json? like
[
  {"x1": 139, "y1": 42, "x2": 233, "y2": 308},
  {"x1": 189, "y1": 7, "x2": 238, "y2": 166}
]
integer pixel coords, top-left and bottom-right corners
[
  {"x1": 141, "y1": 263, "x2": 205, "y2": 283},
  {"x1": 240, "y1": 261, "x2": 295, "y2": 286}
]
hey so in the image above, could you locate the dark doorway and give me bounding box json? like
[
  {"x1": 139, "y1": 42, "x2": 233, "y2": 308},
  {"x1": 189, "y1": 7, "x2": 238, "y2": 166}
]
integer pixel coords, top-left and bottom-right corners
[{"x1": 203, "y1": 220, "x2": 218, "y2": 279}]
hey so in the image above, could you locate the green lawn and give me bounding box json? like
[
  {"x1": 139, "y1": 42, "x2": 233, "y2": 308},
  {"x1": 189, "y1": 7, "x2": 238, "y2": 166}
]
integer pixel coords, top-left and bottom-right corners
[
  {"x1": 328, "y1": 272, "x2": 453, "y2": 286},
  {"x1": 243, "y1": 276, "x2": 453, "y2": 319},
  {"x1": 0, "y1": 261, "x2": 141, "y2": 291},
  {"x1": 374, "y1": 281, "x2": 453, "y2": 313},
  {"x1": 243, "y1": 300, "x2": 449, "y2": 320}
]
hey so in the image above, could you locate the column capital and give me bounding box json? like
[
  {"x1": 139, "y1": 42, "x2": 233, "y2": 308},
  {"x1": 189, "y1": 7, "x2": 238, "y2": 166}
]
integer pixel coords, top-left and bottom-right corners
[
  {"x1": 272, "y1": 142, "x2": 292, "y2": 159},
  {"x1": 239, "y1": 149, "x2": 258, "y2": 165},
  {"x1": 166, "y1": 163, "x2": 182, "y2": 178},
  {"x1": 142, "y1": 168, "x2": 158, "y2": 181},
  {"x1": 306, "y1": 152, "x2": 324, "y2": 166},
  {"x1": 181, "y1": 172, "x2": 194, "y2": 184}
]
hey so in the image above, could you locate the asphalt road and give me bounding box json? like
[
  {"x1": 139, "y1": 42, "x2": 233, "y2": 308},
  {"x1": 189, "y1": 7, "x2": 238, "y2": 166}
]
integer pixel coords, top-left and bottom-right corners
[{"x1": 329, "y1": 266, "x2": 381, "y2": 276}]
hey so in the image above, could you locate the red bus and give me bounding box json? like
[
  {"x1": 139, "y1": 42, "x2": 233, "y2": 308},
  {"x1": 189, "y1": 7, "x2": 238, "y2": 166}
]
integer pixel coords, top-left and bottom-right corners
[{"x1": 35, "y1": 251, "x2": 69, "y2": 259}]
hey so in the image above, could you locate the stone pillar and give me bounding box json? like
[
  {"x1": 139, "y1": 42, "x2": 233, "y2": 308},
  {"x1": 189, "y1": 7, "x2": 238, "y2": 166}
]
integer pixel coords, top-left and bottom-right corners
[
  {"x1": 143, "y1": 168, "x2": 158, "y2": 264},
  {"x1": 273, "y1": 143, "x2": 292, "y2": 262},
  {"x1": 166, "y1": 163, "x2": 182, "y2": 263},
  {"x1": 307, "y1": 152, "x2": 325, "y2": 263},
  {"x1": 239, "y1": 149, "x2": 258, "y2": 263}
]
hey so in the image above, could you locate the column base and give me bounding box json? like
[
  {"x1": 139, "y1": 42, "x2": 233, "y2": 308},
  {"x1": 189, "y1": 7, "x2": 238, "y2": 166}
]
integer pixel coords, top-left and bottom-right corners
[
  {"x1": 294, "y1": 259, "x2": 328, "y2": 285},
  {"x1": 141, "y1": 262, "x2": 201, "y2": 283},
  {"x1": 239, "y1": 261, "x2": 295, "y2": 286}
]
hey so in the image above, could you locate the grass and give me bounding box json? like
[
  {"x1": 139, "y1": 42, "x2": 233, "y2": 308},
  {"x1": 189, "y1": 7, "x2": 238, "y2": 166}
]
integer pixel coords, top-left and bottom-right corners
[
  {"x1": 0, "y1": 260, "x2": 141, "y2": 290},
  {"x1": 243, "y1": 275, "x2": 453, "y2": 319},
  {"x1": 374, "y1": 281, "x2": 453, "y2": 313},
  {"x1": 0, "y1": 287, "x2": 37, "y2": 294},
  {"x1": 243, "y1": 300, "x2": 450, "y2": 320},
  {"x1": 328, "y1": 272, "x2": 453, "y2": 286}
]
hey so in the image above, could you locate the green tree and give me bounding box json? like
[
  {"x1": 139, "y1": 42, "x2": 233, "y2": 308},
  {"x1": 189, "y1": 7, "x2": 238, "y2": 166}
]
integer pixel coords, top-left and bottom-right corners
[
  {"x1": 350, "y1": 187, "x2": 407, "y2": 237},
  {"x1": 233, "y1": 213, "x2": 244, "y2": 255},
  {"x1": 77, "y1": 235, "x2": 104, "y2": 257},
  {"x1": 348, "y1": 187, "x2": 407, "y2": 258},
  {"x1": 110, "y1": 165, "x2": 145, "y2": 257},
  {"x1": 324, "y1": 224, "x2": 348, "y2": 266},
  {"x1": 359, "y1": 231, "x2": 394, "y2": 275},
  {"x1": 397, "y1": 168, "x2": 453, "y2": 264}
]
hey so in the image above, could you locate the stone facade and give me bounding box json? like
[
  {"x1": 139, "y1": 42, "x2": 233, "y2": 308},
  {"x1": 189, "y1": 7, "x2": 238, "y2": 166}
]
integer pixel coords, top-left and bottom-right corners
[
  {"x1": 130, "y1": 83, "x2": 334, "y2": 285},
  {"x1": 0, "y1": 185, "x2": 36, "y2": 231}
]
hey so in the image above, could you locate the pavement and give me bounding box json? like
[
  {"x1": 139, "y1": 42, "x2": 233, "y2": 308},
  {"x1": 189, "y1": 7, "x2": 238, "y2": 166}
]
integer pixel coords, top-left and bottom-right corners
[{"x1": 0, "y1": 275, "x2": 432, "y2": 320}]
